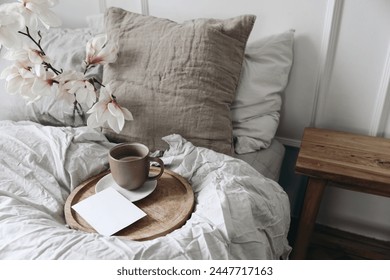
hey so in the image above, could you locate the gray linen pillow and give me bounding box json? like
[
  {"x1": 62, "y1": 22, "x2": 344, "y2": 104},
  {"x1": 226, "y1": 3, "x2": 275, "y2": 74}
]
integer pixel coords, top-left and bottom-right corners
[{"x1": 103, "y1": 8, "x2": 255, "y2": 155}]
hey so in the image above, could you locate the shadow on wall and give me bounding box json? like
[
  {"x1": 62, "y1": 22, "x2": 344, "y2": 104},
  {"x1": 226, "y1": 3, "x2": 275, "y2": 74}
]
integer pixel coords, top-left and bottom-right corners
[{"x1": 278, "y1": 32, "x2": 321, "y2": 141}]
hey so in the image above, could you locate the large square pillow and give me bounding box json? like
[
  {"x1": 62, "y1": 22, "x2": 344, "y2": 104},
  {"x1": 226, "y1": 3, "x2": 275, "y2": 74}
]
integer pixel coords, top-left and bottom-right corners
[
  {"x1": 231, "y1": 30, "x2": 294, "y2": 154},
  {"x1": 102, "y1": 8, "x2": 255, "y2": 155}
]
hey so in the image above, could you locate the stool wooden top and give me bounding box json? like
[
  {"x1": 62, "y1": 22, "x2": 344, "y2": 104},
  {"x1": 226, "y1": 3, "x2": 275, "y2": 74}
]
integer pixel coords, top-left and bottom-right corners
[
  {"x1": 64, "y1": 168, "x2": 195, "y2": 241},
  {"x1": 296, "y1": 127, "x2": 390, "y2": 197}
]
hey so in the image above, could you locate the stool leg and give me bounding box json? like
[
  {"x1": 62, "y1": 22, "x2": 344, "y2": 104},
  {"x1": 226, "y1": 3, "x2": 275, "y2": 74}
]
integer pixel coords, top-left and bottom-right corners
[{"x1": 291, "y1": 177, "x2": 327, "y2": 259}]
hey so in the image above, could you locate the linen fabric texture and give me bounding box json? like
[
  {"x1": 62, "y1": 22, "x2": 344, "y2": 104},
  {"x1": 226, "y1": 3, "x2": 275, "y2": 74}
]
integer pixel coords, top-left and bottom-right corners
[
  {"x1": 231, "y1": 30, "x2": 294, "y2": 154},
  {"x1": 103, "y1": 7, "x2": 255, "y2": 155}
]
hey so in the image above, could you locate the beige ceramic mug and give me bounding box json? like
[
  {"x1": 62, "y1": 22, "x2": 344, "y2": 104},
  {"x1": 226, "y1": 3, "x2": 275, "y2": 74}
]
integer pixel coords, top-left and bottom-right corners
[{"x1": 108, "y1": 143, "x2": 164, "y2": 190}]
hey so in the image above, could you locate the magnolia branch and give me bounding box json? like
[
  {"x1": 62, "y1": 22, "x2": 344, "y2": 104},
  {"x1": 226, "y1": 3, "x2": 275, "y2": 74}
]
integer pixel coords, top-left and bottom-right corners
[{"x1": 18, "y1": 26, "x2": 62, "y2": 75}]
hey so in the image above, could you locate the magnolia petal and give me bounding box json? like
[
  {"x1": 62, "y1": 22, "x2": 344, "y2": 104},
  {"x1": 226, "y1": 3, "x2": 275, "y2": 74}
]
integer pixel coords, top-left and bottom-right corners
[
  {"x1": 62, "y1": 81, "x2": 75, "y2": 90},
  {"x1": 28, "y1": 50, "x2": 44, "y2": 64},
  {"x1": 33, "y1": 63, "x2": 44, "y2": 77},
  {"x1": 75, "y1": 88, "x2": 87, "y2": 103},
  {"x1": 86, "y1": 102, "x2": 99, "y2": 114},
  {"x1": 23, "y1": 12, "x2": 40, "y2": 31},
  {"x1": 21, "y1": 81, "x2": 39, "y2": 101},
  {"x1": 107, "y1": 114, "x2": 121, "y2": 134},
  {"x1": 0, "y1": 28, "x2": 22, "y2": 49},
  {"x1": 5, "y1": 72, "x2": 20, "y2": 82},
  {"x1": 107, "y1": 103, "x2": 125, "y2": 132},
  {"x1": 121, "y1": 107, "x2": 134, "y2": 121},
  {"x1": 6, "y1": 76, "x2": 23, "y2": 94},
  {"x1": 85, "y1": 92, "x2": 96, "y2": 108},
  {"x1": 1, "y1": 65, "x2": 16, "y2": 79},
  {"x1": 0, "y1": 9, "x2": 24, "y2": 30},
  {"x1": 19, "y1": 68, "x2": 35, "y2": 79},
  {"x1": 99, "y1": 88, "x2": 111, "y2": 102},
  {"x1": 87, "y1": 112, "x2": 100, "y2": 128},
  {"x1": 77, "y1": 87, "x2": 95, "y2": 108},
  {"x1": 67, "y1": 82, "x2": 84, "y2": 94},
  {"x1": 116, "y1": 109, "x2": 125, "y2": 131},
  {"x1": 3, "y1": 49, "x2": 29, "y2": 61},
  {"x1": 32, "y1": 78, "x2": 52, "y2": 96},
  {"x1": 27, "y1": 2, "x2": 62, "y2": 28},
  {"x1": 57, "y1": 88, "x2": 75, "y2": 105},
  {"x1": 107, "y1": 102, "x2": 121, "y2": 117},
  {"x1": 94, "y1": 34, "x2": 107, "y2": 50},
  {"x1": 99, "y1": 108, "x2": 110, "y2": 124}
]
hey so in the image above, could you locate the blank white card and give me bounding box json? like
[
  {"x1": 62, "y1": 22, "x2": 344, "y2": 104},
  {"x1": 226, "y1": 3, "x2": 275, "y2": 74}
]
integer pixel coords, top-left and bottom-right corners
[{"x1": 72, "y1": 187, "x2": 146, "y2": 236}]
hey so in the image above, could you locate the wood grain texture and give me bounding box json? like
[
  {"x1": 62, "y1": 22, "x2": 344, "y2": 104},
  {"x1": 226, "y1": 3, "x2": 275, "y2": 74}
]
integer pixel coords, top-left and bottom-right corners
[
  {"x1": 64, "y1": 168, "x2": 195, "y2": 241},
  {"x1": 296, "y1": 127, "x2": 390, "y2": 197},
  {"x1": 293, "y1": 127, "x2": 390, "y2": 259}
]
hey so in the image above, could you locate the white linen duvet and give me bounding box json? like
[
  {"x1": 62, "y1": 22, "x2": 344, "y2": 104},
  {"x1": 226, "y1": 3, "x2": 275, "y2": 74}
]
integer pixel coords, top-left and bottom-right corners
[{"x1": 0, "y1": 120, "x2": 291, "y2": 259}]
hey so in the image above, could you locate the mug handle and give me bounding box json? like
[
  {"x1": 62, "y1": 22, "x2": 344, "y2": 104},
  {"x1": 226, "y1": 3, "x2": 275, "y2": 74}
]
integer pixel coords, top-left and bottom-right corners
[{"x1": 147, "y1": 157, "x2": 165, "y2": 181}]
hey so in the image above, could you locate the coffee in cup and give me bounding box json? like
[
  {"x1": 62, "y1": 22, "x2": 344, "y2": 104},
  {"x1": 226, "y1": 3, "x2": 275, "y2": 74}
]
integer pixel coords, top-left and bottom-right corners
[{"x1": 108, "y1": 143, "x2": 164, "y2": 190}]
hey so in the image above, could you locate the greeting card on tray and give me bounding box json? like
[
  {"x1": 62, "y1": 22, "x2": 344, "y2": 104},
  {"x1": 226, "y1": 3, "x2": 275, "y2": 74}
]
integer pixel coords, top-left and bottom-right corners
[{"x1": 72, "y1": 187, "x2": 146, "y2": 236}]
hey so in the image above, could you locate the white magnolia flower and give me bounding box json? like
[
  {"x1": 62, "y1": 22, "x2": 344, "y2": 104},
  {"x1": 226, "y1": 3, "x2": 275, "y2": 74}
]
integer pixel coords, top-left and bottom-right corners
[
  {"x1": 10, "y1": 0, "x2": 61, "y2": 30},
  {"x1": 2, "y1": 49, "x2": 30, "y2": 64},
  {"x1": 85, "y1": 34, "x2": 118, "y2": 67},
  {"x1": 60, "y1": 71, "x2": 96, "y2": 108},
  {"x1": 1, "y1": 61, "x2": 55, "y2": 102},
  {"x1": 55, "y1": 70, "x2": 78, "y2": 104},
  {"x1": 3, "y1": 48, "x2": 50, "y2": 65},
  {"x1": 0, "y1": 7, "x2": 24, "y2": 49},
  {"x1": 1, "y1": 48, "x2": 54, "y2": 100},
  {"x1": 0, "y1": 61, "x2": 35, "y2": 95},
  {"x1": 31, "y1": 64, "x2": 56, "y2": 99},
  {"x1": 28, "y1": 48, "x2": 51, "y2": 64},
  {"x1": 87, "y1": 84, "x2": 133, "y2": 133}
]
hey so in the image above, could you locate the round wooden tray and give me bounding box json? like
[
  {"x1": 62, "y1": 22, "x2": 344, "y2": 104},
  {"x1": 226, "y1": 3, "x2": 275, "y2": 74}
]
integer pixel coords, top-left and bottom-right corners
[{"x1": 64, "y1": 168, "x2": 194, "y2": 241}]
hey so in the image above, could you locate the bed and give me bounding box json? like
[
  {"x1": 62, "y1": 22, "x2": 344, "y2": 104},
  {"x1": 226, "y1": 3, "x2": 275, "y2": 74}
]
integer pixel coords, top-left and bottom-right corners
[{"x1": 0, "y1": 3, "x2": 294, "y2": 260}]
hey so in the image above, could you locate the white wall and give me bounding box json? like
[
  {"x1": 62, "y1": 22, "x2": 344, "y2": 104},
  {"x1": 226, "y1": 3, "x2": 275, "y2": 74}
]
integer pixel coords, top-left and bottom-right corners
[
  {"x1": 30, "y1": 0, "x2": 390, "y2": 241},
  {"x1": 51, "y1": 0, "x2": 143, "y2": 27},
  {"x1": 313, "y1": 0, "x2": 390, "y2": 241}
]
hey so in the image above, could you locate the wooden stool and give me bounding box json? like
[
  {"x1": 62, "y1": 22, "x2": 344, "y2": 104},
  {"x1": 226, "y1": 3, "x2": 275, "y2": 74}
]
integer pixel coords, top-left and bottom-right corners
[{"x1": 292, "y1": 127, "x2": 390, "y2": 259}]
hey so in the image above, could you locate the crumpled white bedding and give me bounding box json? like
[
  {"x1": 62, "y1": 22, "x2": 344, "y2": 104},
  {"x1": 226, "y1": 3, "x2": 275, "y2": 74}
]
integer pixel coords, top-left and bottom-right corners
[{"x1": 0, "y1": 120, "x2": 291, "y2": 259}]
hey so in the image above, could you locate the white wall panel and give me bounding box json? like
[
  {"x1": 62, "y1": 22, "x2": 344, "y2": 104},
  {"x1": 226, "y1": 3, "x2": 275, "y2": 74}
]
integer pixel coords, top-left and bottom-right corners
[{"x1": 315, "y1": 0, "x2": 390, "y2": 135}]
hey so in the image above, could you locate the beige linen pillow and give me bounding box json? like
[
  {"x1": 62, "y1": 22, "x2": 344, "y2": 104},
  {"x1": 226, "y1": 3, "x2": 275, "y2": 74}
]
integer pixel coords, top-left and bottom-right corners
[{"x1": 103, "y1": 8, "x2": 255, "y2": 155}]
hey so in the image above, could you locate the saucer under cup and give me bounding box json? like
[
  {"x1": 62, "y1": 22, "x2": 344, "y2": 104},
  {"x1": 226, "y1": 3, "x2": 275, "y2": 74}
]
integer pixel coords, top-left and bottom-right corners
[{"x1": 95, "y1": 173, "x2": 157, "y2": 202}]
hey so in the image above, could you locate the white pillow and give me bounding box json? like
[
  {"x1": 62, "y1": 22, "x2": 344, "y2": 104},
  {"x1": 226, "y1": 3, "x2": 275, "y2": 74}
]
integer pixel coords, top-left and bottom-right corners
[{"x1": 231, "y1": 30, "x2": 294, "y2": 154}]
